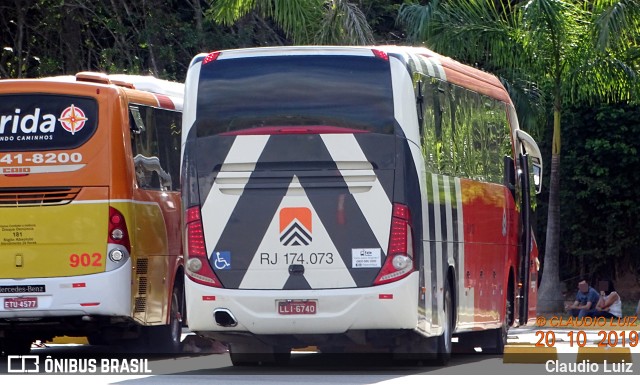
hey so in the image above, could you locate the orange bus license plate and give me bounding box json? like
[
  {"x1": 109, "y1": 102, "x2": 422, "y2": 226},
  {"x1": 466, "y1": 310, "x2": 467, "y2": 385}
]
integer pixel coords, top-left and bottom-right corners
[
  {"x1": 4, "y1": 297, "x2": 38, "y2": 309},
  {"x1": 278, "y1": 300, "x2": 317, "y2": 315}
]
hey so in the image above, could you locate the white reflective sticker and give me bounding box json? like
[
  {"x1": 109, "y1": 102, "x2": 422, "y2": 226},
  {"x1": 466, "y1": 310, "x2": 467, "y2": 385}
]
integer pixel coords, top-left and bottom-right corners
[{"x1": 351, "y1": 248, "x2": 381, "y2": 268}]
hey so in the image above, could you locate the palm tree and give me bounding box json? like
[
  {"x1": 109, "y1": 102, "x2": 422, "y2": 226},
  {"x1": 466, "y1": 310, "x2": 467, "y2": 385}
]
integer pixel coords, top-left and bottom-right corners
[
  {"x1": 209, "y1": 0, "x2": 374, "y2": 45},
  {"x1": 398, "y1": 0, "x2": 639, "y2": 314}
]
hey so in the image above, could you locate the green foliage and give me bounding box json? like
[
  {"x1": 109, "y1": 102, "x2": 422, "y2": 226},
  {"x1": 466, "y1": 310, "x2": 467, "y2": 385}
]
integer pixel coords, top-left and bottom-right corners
[
  {"x1": 559, "y1": 103, "x2": 640, "y2": 279},
  {"x1": 207, "y1": 0, "x2": 375, "y2": 45}
]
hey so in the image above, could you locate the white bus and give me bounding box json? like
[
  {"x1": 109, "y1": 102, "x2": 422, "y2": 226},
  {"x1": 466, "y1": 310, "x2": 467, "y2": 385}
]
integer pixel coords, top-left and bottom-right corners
[{"x1": 181, "y1": 46, "x2": 543, "y2": 365}]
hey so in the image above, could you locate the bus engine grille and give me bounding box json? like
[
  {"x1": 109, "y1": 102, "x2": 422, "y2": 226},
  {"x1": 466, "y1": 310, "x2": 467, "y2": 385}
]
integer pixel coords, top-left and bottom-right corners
[{"x1": 0, "y1": 187, "x2": 81, "y2": 207}]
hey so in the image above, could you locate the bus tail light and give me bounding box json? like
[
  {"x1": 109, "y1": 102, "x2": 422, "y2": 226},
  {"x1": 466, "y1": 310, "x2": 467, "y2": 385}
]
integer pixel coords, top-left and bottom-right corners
[
  {"x1": 372, "y1": 49, "x2": 389, "y2": 61},
  {"x1": 108, "y1": 206, "x2": 131, "y2": 253},
  {"x1": 374, "y1": 203, "x2": 415, "y2": 285},
  {"x1": 203, "y1": 51, "x2": 221, "y2": 65},
  {"x1": 185, "y1": 206, "x2": 222, "y2": 287}
]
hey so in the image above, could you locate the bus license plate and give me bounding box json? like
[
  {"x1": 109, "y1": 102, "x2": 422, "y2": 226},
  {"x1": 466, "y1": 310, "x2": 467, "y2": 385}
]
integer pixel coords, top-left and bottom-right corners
[
  {"x1": 278, "y1": 300, "x2": 317, "y2": 315},
  {"x1": 4, "y1": 297, "x2": 38, "y2": 309}
]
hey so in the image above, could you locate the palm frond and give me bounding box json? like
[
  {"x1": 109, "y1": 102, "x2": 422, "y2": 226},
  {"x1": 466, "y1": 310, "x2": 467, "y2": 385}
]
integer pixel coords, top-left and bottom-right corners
[
  {"x1": 316, "y1": 0, "x2": 374, "y2": 45},
  {"x1": 208, "y1": 0, "x2": 257, "y2": 26},
  {"x1": 396, "y1": 1, "x2": 442, "y2": 44},
  {"x1": 501, "y1": 76, "x2": 547, "y2": 135},
  {"x1": 272, "y1": 0, "x2": 324, "y2": 44},
  {"x1": 592, "y1": 0, "x2": 640, "y2": 50},
  {"x1": 566, "y1": 53, "x2": 639, "y2": 103}
]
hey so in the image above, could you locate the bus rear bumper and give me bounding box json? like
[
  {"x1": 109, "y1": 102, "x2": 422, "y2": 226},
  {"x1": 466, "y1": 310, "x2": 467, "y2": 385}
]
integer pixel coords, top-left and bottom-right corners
[
  {"x1": 0, "y1": 259, "x2": 131, "y2": 319},
  {"x1": 186, "y1": 271, "x2": 420, "y2": 335}
]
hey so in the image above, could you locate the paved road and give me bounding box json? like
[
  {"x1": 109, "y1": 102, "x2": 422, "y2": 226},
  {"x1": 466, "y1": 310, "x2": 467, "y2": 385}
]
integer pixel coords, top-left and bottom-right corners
[{"x1": 1, "y1": 325, "x2": 638, "y2": 384}]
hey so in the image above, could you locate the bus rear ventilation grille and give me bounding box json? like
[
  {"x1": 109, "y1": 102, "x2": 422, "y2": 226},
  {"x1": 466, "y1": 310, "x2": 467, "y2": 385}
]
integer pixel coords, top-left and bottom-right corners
[
  {"x1": 137, "y1": 276, "x2": 148, "y2": 295},
  {"x1": 136, "y1": 258, "x2": 148, "y2": 275},
  {"x1": 0, "y1": 187, "x2": 81, "y2": 207},
  {"x1": 134, "y1": 297, "x2": 147, "y2": 313}
]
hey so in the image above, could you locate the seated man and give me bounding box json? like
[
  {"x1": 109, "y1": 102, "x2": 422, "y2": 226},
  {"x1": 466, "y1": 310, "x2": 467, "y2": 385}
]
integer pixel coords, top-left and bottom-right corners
[
  {"x1": 565, "y1": 278, "x2": 599, "y2": 318},
  {"x1": 585, "y1": 280, "x2": 621, "y2": 320}
]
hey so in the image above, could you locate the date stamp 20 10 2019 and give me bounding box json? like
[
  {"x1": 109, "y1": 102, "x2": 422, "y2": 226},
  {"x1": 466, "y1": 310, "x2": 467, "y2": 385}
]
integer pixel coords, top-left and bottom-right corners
[{"x1": 534, "y1": 315, "x2": 639, "y2": 348}]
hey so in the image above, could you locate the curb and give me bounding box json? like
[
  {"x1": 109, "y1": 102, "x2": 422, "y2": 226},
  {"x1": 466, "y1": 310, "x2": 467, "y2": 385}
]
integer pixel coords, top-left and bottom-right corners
[
  {"x1": 46, "y1": 336, "x2": 89, "y2": 345},
  {"x1": 503, "y1": 344, "x2": 557, "y2": 363},
  {"x1": 576, "y1": 346, "x2": 632, "y2": 363}
]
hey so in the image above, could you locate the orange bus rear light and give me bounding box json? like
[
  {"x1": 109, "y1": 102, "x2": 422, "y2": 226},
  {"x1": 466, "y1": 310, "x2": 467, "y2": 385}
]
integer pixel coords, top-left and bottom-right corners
[
  {"x1": 80, "y1": 303, "x2": 100, "y2": 307},
  {"x1": 108, "y1": 206, "x2": 131, "y2": 253}
]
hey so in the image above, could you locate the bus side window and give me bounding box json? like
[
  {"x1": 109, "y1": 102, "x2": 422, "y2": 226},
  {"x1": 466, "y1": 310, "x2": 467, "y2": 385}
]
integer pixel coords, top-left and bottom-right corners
[
  {"x1": 413, "y1": 74, "x2": 425, "y2": 138},
  {"x1": 154, "y1": 109, "x2": 181, "y2": 191},
  {"x1": 130, "y1": 105, "x2": 174, "y2": 191}
]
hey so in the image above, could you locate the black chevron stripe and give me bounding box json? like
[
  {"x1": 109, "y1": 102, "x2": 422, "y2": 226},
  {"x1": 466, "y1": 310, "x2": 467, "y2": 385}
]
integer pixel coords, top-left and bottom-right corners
[
  {"x1": 282, "y1": 232, "x2": 310, "y2": 246},
  {"x1": 280, "y1": 222, "x2": 312, "y2": 244}
]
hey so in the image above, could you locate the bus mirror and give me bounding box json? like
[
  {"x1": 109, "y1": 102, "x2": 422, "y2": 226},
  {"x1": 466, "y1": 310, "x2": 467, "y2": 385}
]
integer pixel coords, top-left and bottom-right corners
[
  {"x1": 129, "y1": 105, "x2": 146, "y2": 134},
  {"x1": 532, "y1": 162, "x2": 542, "y2": 194},
  {"x1": 503, "y1": 155, "x2": 516, "y2": 198},
  {"x1": 515, "y1": 129, "x2": 543, "y2": 195}
]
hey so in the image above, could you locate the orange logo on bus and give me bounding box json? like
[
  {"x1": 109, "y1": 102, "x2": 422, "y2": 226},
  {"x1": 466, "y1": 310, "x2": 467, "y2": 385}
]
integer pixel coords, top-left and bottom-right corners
[
  {"x1": 279, "y1": 207, "x2": 312, "y2": 246},
  {"x1": 58, "y1": 105, "x2": 88, "y2": 135}
]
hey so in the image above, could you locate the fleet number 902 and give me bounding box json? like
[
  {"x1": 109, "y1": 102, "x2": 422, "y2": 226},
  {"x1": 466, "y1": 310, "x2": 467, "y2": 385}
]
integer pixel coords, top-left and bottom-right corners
[{"x1": 0, "y1": 152, "x2": 83, "y2": 164}]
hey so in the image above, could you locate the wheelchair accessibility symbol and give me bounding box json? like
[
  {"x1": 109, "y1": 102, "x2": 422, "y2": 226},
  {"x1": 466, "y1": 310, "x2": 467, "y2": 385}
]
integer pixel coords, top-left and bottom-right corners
[{"x1": 211, "y1": 251, "x2": 231, "y2": 270}]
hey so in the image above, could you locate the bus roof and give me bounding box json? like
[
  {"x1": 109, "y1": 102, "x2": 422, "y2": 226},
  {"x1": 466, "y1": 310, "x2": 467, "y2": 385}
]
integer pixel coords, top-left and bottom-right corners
[
  {"x1": 39, "y1": 72, "x2": 184, "y2": 110},
  {"x1": 196, "y1": 45, "x2": 511, "y2": 104}
]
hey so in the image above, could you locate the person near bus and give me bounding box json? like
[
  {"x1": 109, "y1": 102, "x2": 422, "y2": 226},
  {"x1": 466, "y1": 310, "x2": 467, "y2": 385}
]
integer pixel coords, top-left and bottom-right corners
[
  {"x1": 565, "y1": 278, "x2": 599, "y2": 318},
  {"x1": 585, "y1": 280, "x2": 621, "y2": 320}
]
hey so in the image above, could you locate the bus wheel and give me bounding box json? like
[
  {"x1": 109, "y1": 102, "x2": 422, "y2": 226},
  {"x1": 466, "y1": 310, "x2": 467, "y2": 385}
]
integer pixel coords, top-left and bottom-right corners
[
  {"x1": 1, "y1": 338, "x2": 33, "y2": 356},
  {"x1": 435, "y1": 282, "x2": 452, "y2": 365},
  {"x1": 143, "y1": 286, "x2": 182, "y2": 353},
  {"x1": 483, "y1": 318, "x2": 508, "y2": 355},
  {"x1": 486, "y1": 287, "x2": 512, "y2": 354}
]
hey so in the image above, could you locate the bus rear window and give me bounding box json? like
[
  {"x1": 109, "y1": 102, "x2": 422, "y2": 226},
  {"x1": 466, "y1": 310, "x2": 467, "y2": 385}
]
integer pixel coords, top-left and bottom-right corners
[
  {"x1": 0, "y1": 94, "x2": 98, "y2": 151},
  {"x1": 196, "y1": 55, "x2": 394, "y2": 136}
]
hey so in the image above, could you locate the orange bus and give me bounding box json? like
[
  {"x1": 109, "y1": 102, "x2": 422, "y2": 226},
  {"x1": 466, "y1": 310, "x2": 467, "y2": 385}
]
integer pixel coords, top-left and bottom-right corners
[{"x1": 0, "y1": 72, "x2": 184, "y2": 355}]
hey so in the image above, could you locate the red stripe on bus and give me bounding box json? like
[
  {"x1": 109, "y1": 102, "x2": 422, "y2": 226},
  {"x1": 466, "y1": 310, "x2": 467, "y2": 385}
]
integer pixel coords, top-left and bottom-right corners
[
  {"x1": 155, "y1": 94, "x2": 175, "y2": 109},
  {"x1": 220, "y1": 126, "x2": 369, "y2": 136}
]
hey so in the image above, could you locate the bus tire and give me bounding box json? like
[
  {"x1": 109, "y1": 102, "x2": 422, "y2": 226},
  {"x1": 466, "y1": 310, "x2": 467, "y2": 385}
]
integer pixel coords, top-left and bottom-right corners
[
  {"x1": 142, "y1": 285, "x2": 183, "y2": 353},
  {"x1": 435, "y1": 281, "x2": 453, "y2": 365},
  {"x1": 485, "y1": 281, "x2": 513, "y2": 354}
]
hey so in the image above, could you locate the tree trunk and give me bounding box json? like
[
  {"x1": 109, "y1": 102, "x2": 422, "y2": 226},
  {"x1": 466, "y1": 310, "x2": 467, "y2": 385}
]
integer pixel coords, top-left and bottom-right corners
[
  {"x1": 14, "y1": 0, "x2": 25, "y2": 78},
  {"x1": 537, "y1": 106, "x2": 565, "y2": 314},
  {"x1": 189, "y1": 0, "x2": 204, "y2": 49}
]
